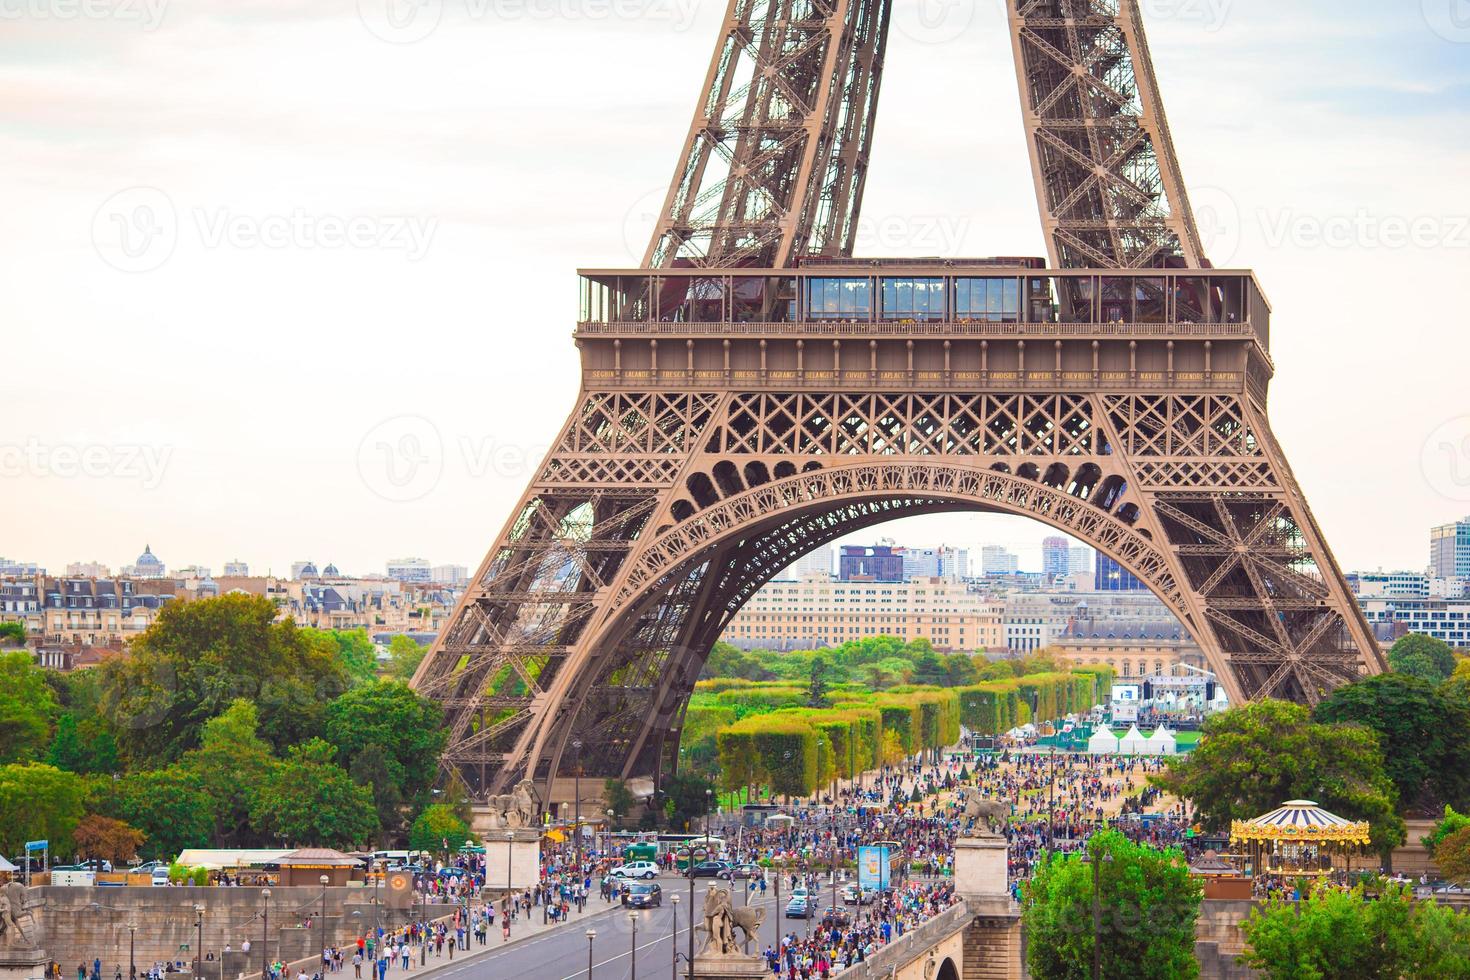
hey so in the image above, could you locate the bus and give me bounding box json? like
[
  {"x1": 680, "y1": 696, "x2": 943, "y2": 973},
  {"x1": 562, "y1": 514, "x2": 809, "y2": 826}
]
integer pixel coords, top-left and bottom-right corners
[{"x1": 665, "y1": 834, "x2": 727, "y2": 870}]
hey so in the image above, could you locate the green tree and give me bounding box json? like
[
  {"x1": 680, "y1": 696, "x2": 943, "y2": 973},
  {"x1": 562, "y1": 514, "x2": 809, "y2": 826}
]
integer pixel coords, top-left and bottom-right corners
[
  {"x1": 1241, "y1": 883, "x2": 1470, "y2": 980},
  {"x1": 806, "y1": 656, "x2": 832, "y2": 708},
  {"x1": 323, "y1": 681, "x2": 445, "y2": 806},
  {"x1": 303, "y1": 628, "x2": 380, "y2": 686},
  {"x1": 386, "y1": 635, "x2": 428, "y2": 682},
  {"x1": 91, "y1": 767, "x2": 215, "y2": 860},
  {"x1": 46, "y1": 714, "x2": 120, "y2": 775},
  {"x1": 0, "y1": 651, "x2": 57, "y2": 764},
  {"x1": 662, "y1": 773, "x2": 715, "y2": 830},
  {"x1": 1388, "y1": 634, "x2": 1457, "y2": 683},
  {"x1": 98, "y1": 593, "x2": 349, "y2": 762},
  {"x1": 1315, "y1": 673, "x2": 1470, "y2": 814},
  {"x1": 0, "y1": 763, "x2": 85, "y2": 857},
  {"x1": 1023, "y1": 829, "x2": 1201, "y2": 980},
  {"x1": 178, "y1": 700, "x2": 278, "y2": 846},
  {"x1": 943, "y1": 653, "x2": 979, "y2": 687},
  {"x1": 1152, "y1": 699, "x2": 1404, "y2": 856},
  {"x1": 1436, "y1": 826, "x2": 1470, "y2": 886},
  {"x1": 1422, "y1": 804, "x2": 1470, "y2": 857},
  {"x1": 349, "y1": 743, "x2": 404, "y2": 844},
  {"x1": 408, "y1": 804, "x2": 468, "y2": 855},
  {"x1": 248, "y1": 739, "x2": 378, "y2": 848},
  {"x1": 0, "y1": 623, "x2": 25, "y2": 646},
  {"x1": 978, "y1": 659, "x2": 1019, "y2": 681},
  {"x1": 604, "y1": 778, "x2": 635, "y2": 821}
]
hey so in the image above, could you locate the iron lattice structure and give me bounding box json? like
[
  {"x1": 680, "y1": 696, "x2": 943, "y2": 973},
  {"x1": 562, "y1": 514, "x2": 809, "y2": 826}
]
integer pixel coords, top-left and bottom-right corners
[{"x1": 413, "y1": 0, "x2": 1382, "y2": 802}]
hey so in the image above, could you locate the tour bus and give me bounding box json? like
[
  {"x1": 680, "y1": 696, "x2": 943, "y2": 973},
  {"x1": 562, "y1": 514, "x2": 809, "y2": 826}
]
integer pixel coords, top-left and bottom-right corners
[{"x1": 667, "y1": 834, "x2": 727, "y2": 870}]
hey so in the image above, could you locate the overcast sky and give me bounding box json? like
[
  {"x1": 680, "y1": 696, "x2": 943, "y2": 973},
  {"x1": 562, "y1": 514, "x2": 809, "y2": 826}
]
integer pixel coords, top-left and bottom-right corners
[{"x1": 4, "y1": 0, "x2": 1469, "y2": 577}]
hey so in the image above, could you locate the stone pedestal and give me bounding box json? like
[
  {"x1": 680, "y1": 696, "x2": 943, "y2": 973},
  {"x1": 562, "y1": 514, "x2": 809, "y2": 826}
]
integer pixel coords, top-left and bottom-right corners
[
  {"x1": 0, "y1": 948, "x2": 48, "y2": 980},
  {"x1": 953, "y1": 834, "x2": 1010, "y2": 903},
  {"x1": 482, "y1": 830, "x2": 541, "y2": 892},
  {"x1": 691, "y1": 951, "x2": 769, "y2": 979}
]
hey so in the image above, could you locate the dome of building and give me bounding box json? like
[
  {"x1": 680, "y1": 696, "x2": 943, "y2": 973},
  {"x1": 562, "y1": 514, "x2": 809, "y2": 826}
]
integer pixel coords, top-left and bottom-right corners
[
  {"x1": 298, "y1": 562, "x2": 319, "y2": 579},
  {"x1": 323, "y1": 563, "x2": 340, "y2": 577},
  {"x1": 133, "y1": 544, "x2": 165, "y2": 577}
]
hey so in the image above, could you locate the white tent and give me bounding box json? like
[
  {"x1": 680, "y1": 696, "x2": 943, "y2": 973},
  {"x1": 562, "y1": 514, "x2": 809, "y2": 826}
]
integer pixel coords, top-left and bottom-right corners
[
  {"x1": 0, "y1": 855, "x2": 15, "y2": 873},
  {"x1": 1087, "y1": 725, "x2": 1119, "y2": 755},
  {"x1": 1118, "y1": 724, "x2": 1149, "y2": 754},
  {"x1": 1147, "y1": 726, "x2": 1177, "y2": 756}
]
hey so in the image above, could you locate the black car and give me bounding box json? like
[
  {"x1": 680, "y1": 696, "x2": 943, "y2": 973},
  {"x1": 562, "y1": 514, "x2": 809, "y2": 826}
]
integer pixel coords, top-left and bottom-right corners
[
  {"x1": 685, "y1": 860, "x2": 732, "y2": 879},
  {"x1": 729, "y1": 863, "x2": 763, "y2": 880},
  {"x1": 622, "y1": 882, "x2": 663, "y2": 908},
  {"x1": 820, "y1": 907, "x2": 850, "y2": 928}
]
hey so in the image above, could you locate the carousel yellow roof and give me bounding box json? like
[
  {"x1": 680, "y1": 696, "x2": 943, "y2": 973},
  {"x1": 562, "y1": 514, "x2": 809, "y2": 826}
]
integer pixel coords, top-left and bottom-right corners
[{"x1": 1229, "y1": 800, "x2": 1371, "y2": 846}]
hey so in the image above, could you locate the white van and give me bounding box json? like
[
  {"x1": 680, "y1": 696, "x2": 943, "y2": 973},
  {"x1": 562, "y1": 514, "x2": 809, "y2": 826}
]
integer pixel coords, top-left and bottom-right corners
[{"x1": 151, "y1": 866, "x2": 171, "y2": 887}]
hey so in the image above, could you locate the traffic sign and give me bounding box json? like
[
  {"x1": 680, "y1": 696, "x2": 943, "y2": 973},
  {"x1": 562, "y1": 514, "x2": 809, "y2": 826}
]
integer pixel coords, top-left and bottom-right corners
[{"x1": 24, "y1": 840, "x2": 47, "y2": 852}]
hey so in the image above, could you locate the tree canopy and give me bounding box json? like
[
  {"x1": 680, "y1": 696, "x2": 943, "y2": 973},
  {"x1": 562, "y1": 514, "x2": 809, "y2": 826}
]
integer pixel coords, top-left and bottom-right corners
[
  {"x1": 1152, "y1": 699, "x2": 1404, "y2": 854},
  {"x1": 0, "y1": 652, "x2": 57, "y2": 765},
  {"x1": 323, "y1": 680, "x2": 446, "y2": 806},
  {"x1": 0, "y1": 763, "x2": 85, "y2": 857},
  {"x1": 1387, "y1": 634, "x2": 1457, "y2": 684},
  {"x1": 1023, "y1": 829, "x2": 1201, "y2": 980},
  {"x1": 98, "y1": 593, "x2": 348, "y2": 763},
  {"x1": 247, "y1": 739, "x2": 377, "y2": 849},
  {"x1": 1241, "y1": 884, "x2": 1470, "y2": 979},
  {"x1": 1314, "y1": 673, "x2": 1470, "y2": 815}
]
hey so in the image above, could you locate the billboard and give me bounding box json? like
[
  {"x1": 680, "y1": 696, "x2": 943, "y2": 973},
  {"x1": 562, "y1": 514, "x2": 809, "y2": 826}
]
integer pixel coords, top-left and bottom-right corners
[
  {"x1": 1110, "y1": 685, "x2": 1141, "y2": 703},
  {"x1": 857, "y1": 845, "x2": 890, "y2": 891}
]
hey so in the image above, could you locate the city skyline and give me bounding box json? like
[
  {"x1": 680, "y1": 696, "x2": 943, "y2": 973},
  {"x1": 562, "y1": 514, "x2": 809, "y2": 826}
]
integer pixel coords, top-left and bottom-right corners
[{"x1": 5, "y1": 1, "x2": 1469, "y2": 581}]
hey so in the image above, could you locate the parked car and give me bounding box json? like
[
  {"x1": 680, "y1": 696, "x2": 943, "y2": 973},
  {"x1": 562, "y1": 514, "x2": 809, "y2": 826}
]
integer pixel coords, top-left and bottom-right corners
[
  {"x1": 610, "y1": 861, "x2": 660, "y2": 881},
  {"x1": 685, "y1": 860, "x2": 732, "y2": 880},
  {"x1": 840, "y1": 882, "x2": 875, "y2": 905},
  {"x1": 622, "y1": 882, "x2": 663, "y2": 909},
  {"x1": 728, "y1": 863, "x2": 763, "y2": 880},
  {"x1": 151, "y1": 866, "x2": 172, "y2": 887}
]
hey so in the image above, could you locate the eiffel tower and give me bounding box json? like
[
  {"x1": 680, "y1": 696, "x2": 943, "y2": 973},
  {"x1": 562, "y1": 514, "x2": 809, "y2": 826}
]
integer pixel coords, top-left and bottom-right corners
[{"x1": 412, "y1": 0, "x2": 1383, "y2": 804}]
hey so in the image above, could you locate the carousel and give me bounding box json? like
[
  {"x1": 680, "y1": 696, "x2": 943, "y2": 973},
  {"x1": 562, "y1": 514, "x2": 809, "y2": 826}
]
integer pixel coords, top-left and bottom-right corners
[{"x1": 1229, "y1": 800, "x2": 1372, "y2": 877}]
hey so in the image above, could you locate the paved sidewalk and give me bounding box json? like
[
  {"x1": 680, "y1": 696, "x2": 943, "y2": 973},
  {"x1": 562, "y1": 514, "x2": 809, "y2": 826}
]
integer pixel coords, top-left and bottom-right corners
[{"x1": 356, "y1": 898, "x2": 631, "y2": 980}]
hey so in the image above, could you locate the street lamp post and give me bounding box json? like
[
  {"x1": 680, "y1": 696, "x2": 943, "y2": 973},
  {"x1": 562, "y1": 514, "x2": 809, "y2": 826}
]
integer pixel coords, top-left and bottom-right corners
[
  {"x1": 1088, "y1": 846, "x2": 1114, "y2": 980},
  {"x1": 585, "y1": 929, "x2": 596, "y2": 979},
  {"x1": 128, "y1": 920, "x2": 136, "y2": 980},
  {"x1": 193, "y1": 905, "x2": 204, "y2": 980},
  {"x1": 259, "y1": 889, "x2": 271, "y2": 980},
  {"x1": 605, "y1": 809, "x2": 614, "y2": 861},
  {"x1": 704, "y1": 788, "x2": 713, "y2": 842},
  {"x1": 319, "y1": 874, "x2": 329, "y2": 963},
  {"x1": 628, "y1": 911, "x2": 638, "y2": 980},
  {"x1": 670, "y1": 894, "x2": 680, "y2": 979},
  {"x1": 504, "y1": 830, "x2": 515, "y2": 937},
  {"x1": 571, "y1": 738, "x2": 583, "y2": 888}
]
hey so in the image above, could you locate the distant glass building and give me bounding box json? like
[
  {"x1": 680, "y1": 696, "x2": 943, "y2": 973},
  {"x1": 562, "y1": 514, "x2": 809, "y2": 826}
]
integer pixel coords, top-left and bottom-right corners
[
  {"x1": 838, "y1": 545, "x2": 905, "y2": 582},
  {"x1": 1095, "y1": 553, "x2": 1146, "y2": 591},
  {"x1": 1431, "y1": 517, "x2": 1470, "y2": 580}
]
